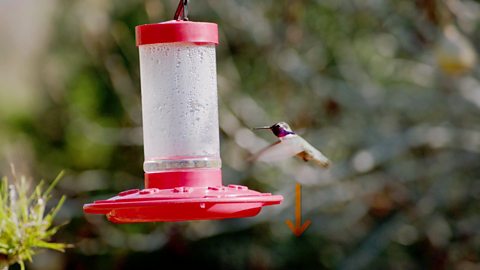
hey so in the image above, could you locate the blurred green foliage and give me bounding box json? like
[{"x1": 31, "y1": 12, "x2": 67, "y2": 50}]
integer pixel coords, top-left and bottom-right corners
[
  {"x1": 0, "y1": 171, "x2": 68, "y2": 270},
  {"x1": 1, "y1": 0, "x2": 480, "y2": 269}
]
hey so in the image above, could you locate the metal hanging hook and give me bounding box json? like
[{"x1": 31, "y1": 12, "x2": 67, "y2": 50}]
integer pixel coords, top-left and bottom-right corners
[{"x1": 174, "y1": 0, "x2": 189, "y2": 21}]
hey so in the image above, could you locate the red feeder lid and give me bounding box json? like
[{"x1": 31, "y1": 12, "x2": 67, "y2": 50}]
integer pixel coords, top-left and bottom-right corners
[{"x1": 136, "y1": 20, "x2": 218, "y2": 46}]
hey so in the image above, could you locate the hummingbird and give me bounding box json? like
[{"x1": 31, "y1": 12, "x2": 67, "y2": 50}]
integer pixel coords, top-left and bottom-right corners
[{"x1": 251, "y1": 122, "x2": 331, "y2": 168}]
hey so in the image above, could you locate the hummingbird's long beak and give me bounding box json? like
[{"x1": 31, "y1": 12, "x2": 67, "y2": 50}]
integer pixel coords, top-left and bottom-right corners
[{"x1": 253, "y1": 126, "x2": 272, "y2": 130}]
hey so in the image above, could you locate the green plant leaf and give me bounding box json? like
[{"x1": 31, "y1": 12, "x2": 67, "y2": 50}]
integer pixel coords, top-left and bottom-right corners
[{"x1": 0, "y1": 171, "x2": 70, "y2": 269}]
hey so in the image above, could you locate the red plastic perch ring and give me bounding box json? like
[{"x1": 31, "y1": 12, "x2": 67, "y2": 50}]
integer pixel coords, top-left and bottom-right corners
[{"x1": 83, "y1": 178, "x2": 283, "y2": 223}]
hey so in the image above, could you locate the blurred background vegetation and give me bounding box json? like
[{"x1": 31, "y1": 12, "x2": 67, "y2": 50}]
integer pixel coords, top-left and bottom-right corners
[{"x1": 1, "y1": 0, "x2": 480, "y2": 269}]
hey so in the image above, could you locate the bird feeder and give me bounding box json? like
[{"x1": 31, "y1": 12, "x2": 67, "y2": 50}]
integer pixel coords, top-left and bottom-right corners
[{"x1": 83, "y1": 1, "x2": 282, "y2": 223}]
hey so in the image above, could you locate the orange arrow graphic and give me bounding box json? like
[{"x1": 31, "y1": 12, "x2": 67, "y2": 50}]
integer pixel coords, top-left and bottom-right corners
[{"x1": 285, "y1": 183, "x2": 311, "y2": 237}]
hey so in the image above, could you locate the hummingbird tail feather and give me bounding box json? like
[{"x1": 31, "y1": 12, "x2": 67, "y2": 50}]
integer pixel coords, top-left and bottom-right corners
[
  {"x1": 301, "y1": 148, "x2": 331, "y2": 168},
  {"x1": 313, "y1": 158, "x2": 331, "y2": 168}
]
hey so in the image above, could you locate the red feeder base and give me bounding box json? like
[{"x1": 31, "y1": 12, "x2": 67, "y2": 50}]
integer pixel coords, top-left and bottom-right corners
[{"x1": 83, "y1": 170, "x2": 283, "y2": 223}]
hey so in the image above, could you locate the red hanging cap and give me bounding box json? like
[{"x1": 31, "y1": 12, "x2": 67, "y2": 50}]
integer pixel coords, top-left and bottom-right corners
[{"x1": 136, "y1": 20, "x2": 218, "y2": 46}]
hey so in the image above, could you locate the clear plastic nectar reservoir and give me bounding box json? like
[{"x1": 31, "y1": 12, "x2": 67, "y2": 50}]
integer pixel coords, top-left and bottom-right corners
[{"x1": 137, "y1": 22, "x2": 221, "y2": 172}]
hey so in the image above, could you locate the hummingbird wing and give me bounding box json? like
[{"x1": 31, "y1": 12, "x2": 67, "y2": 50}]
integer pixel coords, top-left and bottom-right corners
[
  {"x1": 296, "y1": 137, "x2": 331, "y2": 168},
  {"x1": 249, "y1": 138, "x2": 305, "y2": 163}
]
